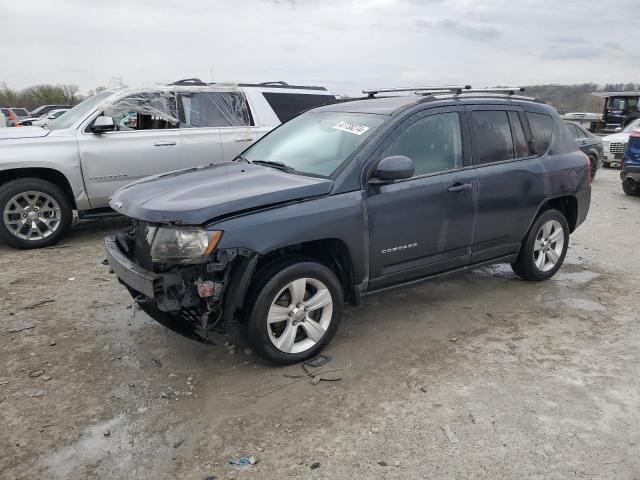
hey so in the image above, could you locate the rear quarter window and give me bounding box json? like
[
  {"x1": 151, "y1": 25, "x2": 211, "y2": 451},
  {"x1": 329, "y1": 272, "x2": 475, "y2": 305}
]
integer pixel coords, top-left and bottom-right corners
[
  {"x1": 527, "y1": 112, "x2": 553, "y2": 154},
  {"x1": 262, "y1": 92, "x2": 336, "y2": 123}
]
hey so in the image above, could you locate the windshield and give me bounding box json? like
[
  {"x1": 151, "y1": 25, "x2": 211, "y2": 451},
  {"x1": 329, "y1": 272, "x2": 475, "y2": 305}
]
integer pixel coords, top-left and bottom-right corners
[
  {"x1": 243, "y1": 111, "x2": 385, "y2": 177},
  {"x1": 622, "y1": 118, "x2": 640, "y2": 133},
  {"x1": 48, "y1": 91, "x2": 112, "y2": 130},
  {"x1": 12, "y1": 108, "x2": 29, "y2": 117}
]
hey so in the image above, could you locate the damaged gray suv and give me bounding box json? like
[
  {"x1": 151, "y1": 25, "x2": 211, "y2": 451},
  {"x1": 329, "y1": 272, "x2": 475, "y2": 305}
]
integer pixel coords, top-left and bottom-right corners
[{"x1": 106, "y1": 86, "x2": 591, "y2": 364}]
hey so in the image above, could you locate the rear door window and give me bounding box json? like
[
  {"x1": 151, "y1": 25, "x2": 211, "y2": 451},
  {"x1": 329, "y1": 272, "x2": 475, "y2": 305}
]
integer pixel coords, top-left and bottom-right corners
[
  {"x1": 470, "y1": 111, "x2": 514, "y2": 164},
  {"x1": 382, "y1": 112, "x2": 463, "y2": 176},
  {"x1": 526, "y1": 112, "x2": 553, "y2": 154},
  {"x1": 179, "y1": 92, "x2": 252, "y2": 127},
  {"x1": 262, "y1": 92, "x2": 335, "y2": 123}
]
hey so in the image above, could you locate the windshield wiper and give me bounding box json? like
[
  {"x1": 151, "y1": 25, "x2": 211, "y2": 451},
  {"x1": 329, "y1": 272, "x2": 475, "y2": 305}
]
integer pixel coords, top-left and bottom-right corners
[
  {"x1": 233, "y1": 154, "x2": 249, "y2": 163},
  {"x1": 251, "y1": 160, "x2": 297, "y2": 173}
]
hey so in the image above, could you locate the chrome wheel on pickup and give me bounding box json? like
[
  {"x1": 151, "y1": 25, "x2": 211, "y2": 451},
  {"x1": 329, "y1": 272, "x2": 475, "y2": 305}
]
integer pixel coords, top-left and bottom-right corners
[
  {"x1": 0, "y1": 178, "x2": 72, "y2": 249},
  {"x1": 3, "y1": 191, "x2": 62, "y2": 241},
  {"x1": 246, "y1": 259, "x2": 343, "y2": 364}
]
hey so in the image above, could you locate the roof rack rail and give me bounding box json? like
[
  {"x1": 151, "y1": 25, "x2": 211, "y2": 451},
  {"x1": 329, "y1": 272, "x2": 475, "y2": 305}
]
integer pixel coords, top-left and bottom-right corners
[
  {"x1": 171, "y1": 78, "x2": 208, "y2": 86},
  {"x1": 257, "y1": 81, "x2": 290, "y2": 86},
  {"x1": 363, "y1": 85, "x2": 472, "y2": 98}
]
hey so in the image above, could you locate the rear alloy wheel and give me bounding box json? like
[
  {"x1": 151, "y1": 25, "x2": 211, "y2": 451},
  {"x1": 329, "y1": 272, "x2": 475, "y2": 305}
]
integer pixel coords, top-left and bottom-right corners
[
  {"x1": 511, "y1": 209, "x2": 569, "y2": 281},
  {"x1": 246, "y1": 260, "x2": 343, "y2": 364},
  {"x1": 622, "y1": 178, "x2": 640, "y2": 196},
  {"x1": 0, "y1": 178, "x2": 72, "y2": 249}
]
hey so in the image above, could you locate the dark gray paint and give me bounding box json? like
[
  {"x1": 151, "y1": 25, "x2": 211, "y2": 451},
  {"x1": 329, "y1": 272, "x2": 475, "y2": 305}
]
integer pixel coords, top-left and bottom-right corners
[{"x1": 108, "y1": 94, "x2": 591, "y2": 313}]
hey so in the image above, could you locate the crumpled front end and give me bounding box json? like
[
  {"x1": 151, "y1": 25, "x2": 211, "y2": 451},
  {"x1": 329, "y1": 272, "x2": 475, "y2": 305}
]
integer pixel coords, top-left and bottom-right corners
[{"x1": 105, "y1": 221, "x2": 257, "y2": 342}]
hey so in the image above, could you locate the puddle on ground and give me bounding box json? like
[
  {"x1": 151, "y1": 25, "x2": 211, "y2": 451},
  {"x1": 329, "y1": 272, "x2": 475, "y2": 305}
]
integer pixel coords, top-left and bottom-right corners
[
  {"x1": 545, "y1": 297, "x2": 607, "y2": 312},
  {"x1": 470, "y1": 263, "x2": 515, "y2": 278},
  {"x1": 552, "y1": 270, "x2": 600, "y2": 284}
]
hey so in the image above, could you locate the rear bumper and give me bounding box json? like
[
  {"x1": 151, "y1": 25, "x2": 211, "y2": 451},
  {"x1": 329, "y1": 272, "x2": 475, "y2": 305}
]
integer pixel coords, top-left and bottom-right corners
[
  {"x1": 575, "y1": 187, "x2": 591, "y2": 229},
  {"x1": 105, "y1": 236, "x2": 160, "y2": 298},
  {"x1": 621, "y1": 166, "x2": 640, "y2": 183}
]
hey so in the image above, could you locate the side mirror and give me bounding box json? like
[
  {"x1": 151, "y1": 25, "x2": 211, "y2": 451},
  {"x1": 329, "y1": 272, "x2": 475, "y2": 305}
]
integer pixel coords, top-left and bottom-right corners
[
  {"x1": 91, "y1": 116, "x2": 116, "y2": 133},
  {"x1": 370, "y1": 155, "x2": 415, "y2": 183}
]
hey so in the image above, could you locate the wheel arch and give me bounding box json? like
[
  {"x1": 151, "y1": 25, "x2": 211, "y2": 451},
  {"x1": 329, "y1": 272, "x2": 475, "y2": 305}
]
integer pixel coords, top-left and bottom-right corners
[
  {"x1": 536, "y1": 195, "x2": 579, "y2": 233},
  {"x1": 0, "y1": 168, "x2": 77, "y2": 210},
  {"x1": 254, "y1": 238, "x2": 356, "y2": 304}
]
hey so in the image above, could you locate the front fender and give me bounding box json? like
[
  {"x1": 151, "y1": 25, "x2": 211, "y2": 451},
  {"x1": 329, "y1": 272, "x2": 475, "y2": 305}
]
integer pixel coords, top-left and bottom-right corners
[
  {"x1": 0, "y1": 130, "x2": 89, "y2": 209},
  {"x1": 211, "y1": 191, "x2": 367, "y2": 286}
]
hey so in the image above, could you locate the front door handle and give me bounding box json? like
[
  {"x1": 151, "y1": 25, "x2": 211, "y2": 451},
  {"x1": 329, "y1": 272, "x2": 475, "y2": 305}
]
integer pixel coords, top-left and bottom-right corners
[
  {"x1": 447, "y1": 183, "x2": 473, "y2": 193},
  {"x1": 154, "y1": 141, "x2": 176, "y2": 147},
  {"x1": 234, "y1": 137, "x2": 254, "y2": 143}
]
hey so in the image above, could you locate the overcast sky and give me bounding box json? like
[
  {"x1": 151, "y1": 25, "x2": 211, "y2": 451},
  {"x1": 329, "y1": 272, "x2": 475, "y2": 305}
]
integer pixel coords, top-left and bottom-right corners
[{"x1": 1, "y1": 0, "x2": 638, "y2": 96}]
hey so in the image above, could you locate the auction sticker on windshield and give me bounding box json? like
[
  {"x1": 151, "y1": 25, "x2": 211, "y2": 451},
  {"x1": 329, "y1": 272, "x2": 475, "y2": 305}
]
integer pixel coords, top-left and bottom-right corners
[{"x1": 333, "y1": 121, "x2": 370, "y2": 135}]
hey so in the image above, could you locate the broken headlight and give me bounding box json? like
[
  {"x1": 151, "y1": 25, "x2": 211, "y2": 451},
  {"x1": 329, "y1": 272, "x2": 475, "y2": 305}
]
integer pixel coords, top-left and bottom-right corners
[{"x1": 150, "y1": 228, "x2": 222, "y2": 264}]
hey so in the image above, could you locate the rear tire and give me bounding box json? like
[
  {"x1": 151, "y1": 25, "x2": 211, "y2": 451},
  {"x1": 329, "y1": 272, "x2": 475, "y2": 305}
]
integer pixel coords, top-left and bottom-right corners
[
  {"x1": 588, "y1": 155, "x2": 597, "y2": 178},
  {"x1": 622, "y1": 178, "x2": 640, "y2": 196},
  {"x1": 511, "y1": 209, "x2": 569, "y2": 281},
  {"x1": 0, "y1": 178, "x2": 72, "y2": 249},
  {"x1": 245, "y1": 258, "x2": 343, "y2": 365}
]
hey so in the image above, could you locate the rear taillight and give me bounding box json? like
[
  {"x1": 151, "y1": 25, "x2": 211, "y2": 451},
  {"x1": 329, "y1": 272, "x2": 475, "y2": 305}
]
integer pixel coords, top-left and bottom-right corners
[{"x1": 583, "y1": 153, "x2": 592, "y2": 183}]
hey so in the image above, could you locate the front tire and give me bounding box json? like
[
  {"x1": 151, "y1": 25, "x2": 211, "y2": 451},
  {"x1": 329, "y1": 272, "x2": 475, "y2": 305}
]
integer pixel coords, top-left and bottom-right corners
[
  {"x1": 603, "y1": 162, "x2": 611, "y2": 169},
  {"x1": 622, "y1": 178, "x2": 640, "y2": 196},
  {"x1": 245, "y1": 259, "x2": 343, "y2": 365},
  {"x1": 511, "y1": 209, "x2": 569, "y2": 281},
  {"x1": 0, "y1": 178, "x2": 72, "y2": 249},
  {"x1": 588, "y1": 155, "x2": 597, "y2": 178}
]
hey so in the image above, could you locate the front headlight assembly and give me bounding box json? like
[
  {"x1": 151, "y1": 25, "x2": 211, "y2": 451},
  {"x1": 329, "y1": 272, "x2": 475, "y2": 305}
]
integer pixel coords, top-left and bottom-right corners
[{"x1": 150, "y1": 227, "x2": 222, "y2": 264}]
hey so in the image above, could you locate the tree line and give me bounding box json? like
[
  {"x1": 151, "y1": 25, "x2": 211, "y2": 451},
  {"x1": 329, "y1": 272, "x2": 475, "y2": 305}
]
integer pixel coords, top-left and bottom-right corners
[
  {"x1": 0, "y1": 83, "x2": 84, "y2": 111},
  {"x1": 3, "y1": 81, "x2": 639, "y2": 114}
]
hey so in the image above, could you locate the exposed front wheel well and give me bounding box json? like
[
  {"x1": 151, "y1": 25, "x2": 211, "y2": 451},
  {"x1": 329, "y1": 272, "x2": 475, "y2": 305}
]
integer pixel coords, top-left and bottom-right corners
[
  {"x1": 254, "y1": 239, "x2": 356, "y2": 304},
  {"x1": 538, "y1": 196, "x2": 578, "y2": 233},
  {"x1": 0, "y1": 168, "x2": 77, "y2": 210}
]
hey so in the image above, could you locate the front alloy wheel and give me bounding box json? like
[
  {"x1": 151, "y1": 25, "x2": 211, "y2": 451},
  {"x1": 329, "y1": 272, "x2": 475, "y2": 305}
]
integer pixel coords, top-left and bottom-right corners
[
  {"x1": 0, "y1": 178, "x2": 72, "y2": 249},
  {"x1": 3, "y1": 191, "x2": 62, "y2": 241},
  {"x1": 267, "y1": 278, "x2": 333, "y2": 354},
  {"x1": 246, "y1": 259, "x2": 343, "y2": 364}
]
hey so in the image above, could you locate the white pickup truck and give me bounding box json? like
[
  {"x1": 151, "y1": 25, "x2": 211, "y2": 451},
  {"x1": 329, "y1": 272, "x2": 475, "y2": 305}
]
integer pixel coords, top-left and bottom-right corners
[{"x1": 0, "y1": 80, "x2": 335, "y2": 249}]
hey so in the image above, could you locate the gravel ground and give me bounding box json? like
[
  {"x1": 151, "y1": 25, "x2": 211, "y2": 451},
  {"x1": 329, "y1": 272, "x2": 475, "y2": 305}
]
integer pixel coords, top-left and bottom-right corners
[{"x1": 1, "y1": 168, "x2": 639, "y2": 480}]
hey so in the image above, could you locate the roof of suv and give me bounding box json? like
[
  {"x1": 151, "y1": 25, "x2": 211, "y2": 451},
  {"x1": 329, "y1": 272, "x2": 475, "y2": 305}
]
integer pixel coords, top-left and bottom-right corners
[{"x1": 315, "y1": 94, "x2": 547, "y2": 116}]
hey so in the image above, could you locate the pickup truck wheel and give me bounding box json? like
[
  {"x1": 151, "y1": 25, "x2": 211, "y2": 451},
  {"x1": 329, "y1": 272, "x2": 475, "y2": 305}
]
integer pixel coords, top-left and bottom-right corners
[
  {"x1": 511, "y1": 209, "x2": 569, "y2": 281},
  {"x1": 246, "y1": 260, "x2": 343, "y2": 365},
  {"x1": 0, "y1": 178, "x2": 72, "y2": 249},
  {"x1": 622, "y1": 178, "x2": 640, "y2": 196}
]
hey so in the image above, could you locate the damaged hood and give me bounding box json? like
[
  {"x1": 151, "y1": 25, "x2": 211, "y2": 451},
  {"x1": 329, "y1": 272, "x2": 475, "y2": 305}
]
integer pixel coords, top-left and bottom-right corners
[
  {"x1": 110, "y1": 161, "x2": 334, "y2": 225},
  {"x1": 0, "y1": 126, "x2": 51, "y2": 140}
]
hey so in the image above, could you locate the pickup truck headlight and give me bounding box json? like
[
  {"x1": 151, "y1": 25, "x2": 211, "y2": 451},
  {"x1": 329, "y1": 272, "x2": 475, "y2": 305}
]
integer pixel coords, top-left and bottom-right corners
[{"x1": 150, "y1": 228, "x2": 222, "y2": 264}]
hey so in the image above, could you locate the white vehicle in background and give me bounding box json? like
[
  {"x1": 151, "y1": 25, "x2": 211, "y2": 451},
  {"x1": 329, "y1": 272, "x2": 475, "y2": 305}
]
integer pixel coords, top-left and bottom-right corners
[
  {"x1": 0, "y1": 79, "x2": 336, "y2": 249},
  {"x1": 602, "y1": 118, "x2": 640, "y2": 168},
  {"x1": 31, "y1": 109, "x2": 71, "y2": 127},
  {"x1": 0, "y1": 110, "x2": 6, "y2": 128}
]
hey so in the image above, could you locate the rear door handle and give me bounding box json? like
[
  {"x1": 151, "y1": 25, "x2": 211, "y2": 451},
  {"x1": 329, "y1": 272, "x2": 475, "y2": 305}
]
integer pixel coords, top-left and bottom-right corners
[
  {"x1": 447, "y1": 183, "x2": 473, "y2": 193},
  {"x1": 234, "y1": 137, "x2": 254, "y2": 143},
  {"x1": 154, "y1": 141, "x2": 176, "y2": 147}
]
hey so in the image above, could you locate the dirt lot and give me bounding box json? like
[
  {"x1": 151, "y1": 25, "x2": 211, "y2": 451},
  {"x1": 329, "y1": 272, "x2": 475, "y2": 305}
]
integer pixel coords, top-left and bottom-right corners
[{"x1": 1, "y1": 168, "x2": 639, "y2": 480}]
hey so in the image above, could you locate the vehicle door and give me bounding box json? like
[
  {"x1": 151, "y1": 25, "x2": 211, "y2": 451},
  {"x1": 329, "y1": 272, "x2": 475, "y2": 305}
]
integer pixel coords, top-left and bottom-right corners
[
  {"x1": 466, "y1": 106, "x2": 547, "y2": 263},
  {"x1": 77, "y1": 91, "x2": 183, "y2": 209},
  {"x1": 178, "y1": 90, "x2": 254, "y2": 165},
  {"x1": 365, "y1": 107, "x2": 478, "y2": 290}
]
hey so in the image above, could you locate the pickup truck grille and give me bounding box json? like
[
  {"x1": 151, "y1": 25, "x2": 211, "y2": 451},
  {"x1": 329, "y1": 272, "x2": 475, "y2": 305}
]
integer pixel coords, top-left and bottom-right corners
[{"x1": 609, "y1": 142, "x2": 627, "y2": 156}]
